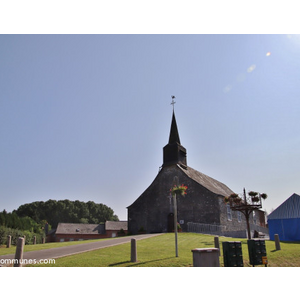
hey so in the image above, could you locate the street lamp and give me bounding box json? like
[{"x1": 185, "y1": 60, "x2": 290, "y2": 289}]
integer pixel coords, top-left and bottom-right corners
[{"x1": 170, "y1": 177, "x2": 187, "y2": 257}]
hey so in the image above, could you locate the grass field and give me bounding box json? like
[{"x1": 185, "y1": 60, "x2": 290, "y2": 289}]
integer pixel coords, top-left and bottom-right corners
[
  {"x1": 24, "y1": 232, "x2": 300, "y2": 267},
  {"x1": 0, "y1": 237, "x2": 112, "y2": 256}
]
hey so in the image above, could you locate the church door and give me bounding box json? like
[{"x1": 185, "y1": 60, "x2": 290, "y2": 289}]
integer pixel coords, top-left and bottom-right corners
[{"x1": 168, "y1": 213, "x2": 174, "y2": 232}]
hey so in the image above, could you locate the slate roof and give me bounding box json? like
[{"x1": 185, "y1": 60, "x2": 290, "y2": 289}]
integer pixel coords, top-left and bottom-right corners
[
  {"x1": 105, "y1": 221, "x2": 128, "y2": 231},
  {"x1": 56, "y1": 223, "x2": 106, "y2": 235},
  {"x1": 178, "y1": 164, "x2": 234, "y2": 197},
  {"x1": 55, "y1": 222, "x2": 128, "y2": 235},
  {"x1": 268, "y1": 193, "x2": 300, "y2": 220}
]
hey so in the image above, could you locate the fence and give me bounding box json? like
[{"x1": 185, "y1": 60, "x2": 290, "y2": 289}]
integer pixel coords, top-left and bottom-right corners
[
  {"x1": 187, "y1": 222, "x2": 269, "y2": 239},
  {"x1": 187, "y1": 222, "x2": 226, "y2": 236}
]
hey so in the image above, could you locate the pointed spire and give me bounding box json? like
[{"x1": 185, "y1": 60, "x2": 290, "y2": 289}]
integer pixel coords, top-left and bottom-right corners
[
  {"x1": 168, "y1": 111, "x2": 181, "y2": 144},
  {"x1": 163, "y1": 104, "x2": 187, "y2": 168}
]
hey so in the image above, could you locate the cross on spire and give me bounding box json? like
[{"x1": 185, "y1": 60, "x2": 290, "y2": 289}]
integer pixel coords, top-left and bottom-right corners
[{"x1": 171, "y1": 95, "x2": 176, "y2": 110}]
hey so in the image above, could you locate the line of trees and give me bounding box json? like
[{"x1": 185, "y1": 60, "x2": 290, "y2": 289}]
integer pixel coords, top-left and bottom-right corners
[
  {"x1": 0, "y1": 211, "x2": 47, "y2": 245},
  {"x1": 0, "y1": 199, "x2": 119, "y2": 245},
  {"x1": 0, "y1": 210, "x2": 46, "y2": 233},
  {"x1": 14, "y1": 199, "x2": 119, "y2": 228}
]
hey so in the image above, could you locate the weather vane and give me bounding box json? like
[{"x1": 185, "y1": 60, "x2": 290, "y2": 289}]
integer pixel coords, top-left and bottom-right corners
[{"x1": 171, "y1": 95, "x2": 176, "y2": 110}]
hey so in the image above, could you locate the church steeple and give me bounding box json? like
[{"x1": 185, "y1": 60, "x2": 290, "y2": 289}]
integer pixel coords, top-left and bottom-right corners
[
  {"x1": 163, "y1": 100, "x2": 187, "y2": 168},
  {"x1": 168, "y1": 111, "x2": 181, "y2": 145}
]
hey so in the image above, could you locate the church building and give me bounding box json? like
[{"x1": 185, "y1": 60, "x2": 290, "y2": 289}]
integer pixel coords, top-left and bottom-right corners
[{"x1": 127, "y1": 105, "x2": 265, "y2": 236}]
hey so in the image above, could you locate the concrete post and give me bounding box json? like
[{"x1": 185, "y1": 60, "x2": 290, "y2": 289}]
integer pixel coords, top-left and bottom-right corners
[
  {"x1": 191, "y1": 248, "x2": 220, "y2": 267},
  {"x1": 131, "y1": 238, "x2": 137, "y2": 262},
  {"x1": 33, "y1": 236, "x2": 36, "y2": 245},
  {"x1": 214, "y1": 236, "x2": 220, "y2": 256},
  {"x1": 14, "y1": 237, "x2": 25, "y2": 267},
  {"x1": 7, "y1": 235, "x2": 11, "y2": 248},
  {"x1": 42, "y1": 237, "x2": 46, "y2": 244},
  {"x1": 274, "y1": 234, "x2": 281, "y2": 250}
]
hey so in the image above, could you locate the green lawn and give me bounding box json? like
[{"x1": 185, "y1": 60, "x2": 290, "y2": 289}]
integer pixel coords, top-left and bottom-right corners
[
  {"x1": 27, "y1": 232, "x2": 300, "y2": 267},
  {"x1": 0, "y1": 237, "x2": 112, "y2": 256}
]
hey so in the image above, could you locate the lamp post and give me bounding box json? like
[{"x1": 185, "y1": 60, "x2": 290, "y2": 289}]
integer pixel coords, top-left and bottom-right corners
[
  {"x1": 173, "y1": 191, "x2": 178, "y2": 257},
  {"x1": 170, "y1": 176, "x2": 187, "y2": 257}
]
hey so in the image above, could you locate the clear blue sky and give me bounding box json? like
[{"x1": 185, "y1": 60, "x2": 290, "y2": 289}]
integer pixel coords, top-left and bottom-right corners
[{"x1": 1, "y1": 34, "x2": 300, "y2": 220}]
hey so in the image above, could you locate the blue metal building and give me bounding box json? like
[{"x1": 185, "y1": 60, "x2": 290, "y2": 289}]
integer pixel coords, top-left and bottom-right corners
[{"x1": 268, "y1": 193, "x2": 300, "y2": 241}]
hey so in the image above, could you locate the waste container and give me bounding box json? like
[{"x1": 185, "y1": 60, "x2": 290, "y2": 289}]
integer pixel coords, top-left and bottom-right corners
[
  {"x1": 191, "y1": 248, "x2": 220, "y2": 267},
  {"x1": 247, "y1": 239, "x2": 267, "y2": 267},
  {"x1": 222, "y1": 241, "x2": 243, "y2": 267}
]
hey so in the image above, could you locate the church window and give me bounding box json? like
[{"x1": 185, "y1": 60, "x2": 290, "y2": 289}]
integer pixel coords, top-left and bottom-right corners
[
  {"x1": 227, "y1": 204, "x2": 232, "y2": 221},
  {"x1": 237, "y1": 211, "x2": 242, "y2": 222}
]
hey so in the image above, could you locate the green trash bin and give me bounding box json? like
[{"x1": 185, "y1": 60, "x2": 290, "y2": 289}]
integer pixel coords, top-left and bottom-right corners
[
  {"x1": 247, "y1": 239, "x2": 267, "y2": 267},
  {"x1": 222, "y1": 241, "x2": 243, "y2": 267}
]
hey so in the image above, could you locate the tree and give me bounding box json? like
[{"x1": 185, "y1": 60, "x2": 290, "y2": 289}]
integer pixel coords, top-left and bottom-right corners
[
  {"x1": 15, "y1": 199, "x2": 119, "y2": 228},
  {"x1": 0, "y1": 210, "x2": 41, "y2": 233},
  {"x1": 224, "y1": 188, "x2": 267, "y2": 239},
  {"x1": 79, "y1": 218, "x2": 89, "y2": 224},
  {"x1": 0, "y1": 210, "x2": 6, "y2": 226}
]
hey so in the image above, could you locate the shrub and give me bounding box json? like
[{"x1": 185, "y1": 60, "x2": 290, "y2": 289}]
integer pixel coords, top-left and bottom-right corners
[{"x1": 0, "y1": 226, "x2": 44, "y2": 245}]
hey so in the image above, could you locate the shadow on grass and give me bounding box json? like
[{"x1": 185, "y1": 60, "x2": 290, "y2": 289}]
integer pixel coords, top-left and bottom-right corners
[
  {"x1": 109, "y1": 257, "x2": 175, "y2": 267},
  {"x1": 109, "y1": 260, "x2": 131, "y2": 266},
  {"x1": 204, "y1": 242, "x2": 214, "y2": 246},
  {"x1": 281, "y1": 241, "x2": 300, "y2": 244}
]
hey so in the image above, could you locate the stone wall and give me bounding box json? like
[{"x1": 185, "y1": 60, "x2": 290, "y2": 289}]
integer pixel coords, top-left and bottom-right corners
[
  {"x1": 127, "y1": 164, "x2": 265, "y2": 235},
  {"x1": 219, "y1": 196, "x2": 251, "y2": 232},
  {"x1": 128, "y1": 165, "x2": 239, "y2": 234}
]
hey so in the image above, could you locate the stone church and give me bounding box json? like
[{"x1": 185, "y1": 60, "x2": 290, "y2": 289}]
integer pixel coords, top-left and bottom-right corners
[{"x1": 127, "y1": 108, "x2": 265, "y2": 236}]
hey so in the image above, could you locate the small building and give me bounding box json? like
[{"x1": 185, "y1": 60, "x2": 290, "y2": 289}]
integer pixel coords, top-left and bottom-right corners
[
  {"x1": 105, "y1": 221, "x2": 128, "y2": 238},
  {"x1": 47, "y1": 221, "x2": 128, "y2": 242},
  {"x1": 268, "y1": 193, "x2": 300, "y2": 241}
]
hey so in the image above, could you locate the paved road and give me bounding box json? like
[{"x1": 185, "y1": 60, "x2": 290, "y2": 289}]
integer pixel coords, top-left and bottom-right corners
[{"x1": 0, "y1": 233, "x2": 162, "y2": 266}]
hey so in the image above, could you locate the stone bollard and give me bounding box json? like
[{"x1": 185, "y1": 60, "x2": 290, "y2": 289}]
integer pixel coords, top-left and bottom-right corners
[
  {"x1": 214, "y1": 236, "x2": 220, "y2": 256},
  {"x1": 191, "y1": 248, "x2": 220, "y2": 267},
  {"x1": 131, "y1": 238, "x2": 137, "y2": 262},
  {"x1": 33, "y1": 236, "x2": 36, "y2": 245},
  {"x1": 274, "y1": 234, "x2": 281, "y2": 251},
  {"x1": 14, "y1": 237, "x2": 25, "y2": 267},
  {"x1": 7, "y1": 235, "x2": 11, "y2": 248},
  {"x1": 42, "y1": 237, "x2": 45, "y2": 244}
]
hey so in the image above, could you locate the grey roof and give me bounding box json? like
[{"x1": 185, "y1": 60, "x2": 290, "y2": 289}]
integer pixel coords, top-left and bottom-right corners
[
  {"x1": 56, "y1": 223, "x2": 106, "y2": 235},
  {"x1": 178, "y1": 165, "x2": 234, "y2": 197},
  {"x1": 105, "y1": 221, "x2": 128, "y2": 231},
  {"x1": 268, "y1": 193, "x2": 300, "y2": 220}
]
